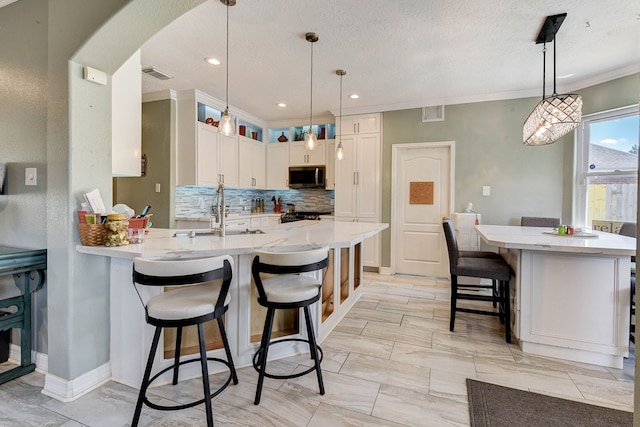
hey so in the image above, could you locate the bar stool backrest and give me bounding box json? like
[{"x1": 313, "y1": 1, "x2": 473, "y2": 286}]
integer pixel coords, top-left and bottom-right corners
[
  {"x1": 520, "y1": 216, "x2": 560, "y2": 227},
  {"x1": 252, "y1": 247, "x2": 329, "y2": 302},
  {"x1": 133, "y1": 255, "x2": 234, "y2": 312},
  {"x1": 620, "y1": 222, "x2": 637, "y2": 263},
  {"x1": 442, "y1": 220, "x2": 459, "y2": 274}
]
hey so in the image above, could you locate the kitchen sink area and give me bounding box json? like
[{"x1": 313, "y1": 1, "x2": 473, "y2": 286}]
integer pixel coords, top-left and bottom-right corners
[{"x1": 173, "y1": 228, "x2": 265, "y2": 237}]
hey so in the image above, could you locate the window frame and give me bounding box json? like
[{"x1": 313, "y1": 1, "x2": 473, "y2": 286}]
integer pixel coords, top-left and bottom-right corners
[{"x1": 574, "y1": 104, "x2": 639, "y2": 228}]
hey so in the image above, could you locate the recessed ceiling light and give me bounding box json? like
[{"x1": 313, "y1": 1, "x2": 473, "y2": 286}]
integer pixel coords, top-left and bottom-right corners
[
  {"x1": 277, "y1": 102, "x2": 287, "y2": 108},
  {"x1": 205, "y1": 57, "x2": 221, "y2": 65},
  {"x1": 349, "y1": 94, "x2": 359, "y2": 99}
]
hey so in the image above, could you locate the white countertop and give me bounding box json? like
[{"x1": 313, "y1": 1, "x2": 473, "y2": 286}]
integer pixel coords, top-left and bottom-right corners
[
  {"x1": 476, "y1": 224, "x2": 636, "y2": 256},
  {"x1": 77, "y1": 220, "x2": 388, "y2": 260}
]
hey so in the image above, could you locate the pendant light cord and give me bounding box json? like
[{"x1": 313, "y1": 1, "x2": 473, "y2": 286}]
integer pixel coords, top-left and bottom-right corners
[
  {"x1": 542, "y1": 43, "x2": 546, "y2": 100},
  {"x1": 309, "y1": 40, "x2": 314, "y2": 131},
  {"x1": 552, "y1": 37, "x2": 557, "y2": 96},
  {"x1": 339, "y1": 72, "x2": 343, "y2": 139},
  {"x1": 225, "y1": 2, "x2": 230, "y2": 109}
]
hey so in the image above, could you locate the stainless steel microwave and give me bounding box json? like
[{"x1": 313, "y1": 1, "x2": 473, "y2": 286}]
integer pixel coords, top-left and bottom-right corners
[{"x1": 288, "y1": 166, "x2": 326, "y2": 189}]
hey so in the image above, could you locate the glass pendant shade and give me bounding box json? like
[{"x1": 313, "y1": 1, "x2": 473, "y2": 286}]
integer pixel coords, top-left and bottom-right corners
[
  {"x1": 220, "y1": 108, "x2": 235, "y2": 136},
  {"x1": 304, "y1": 128, "x2": 317, "y2": 150},
  {"x1": 336, "y1": 141, "x2": 344, "y2": 160},
  {"x1": 523, "y1": 94, "x2": 582, "y2": 145}
]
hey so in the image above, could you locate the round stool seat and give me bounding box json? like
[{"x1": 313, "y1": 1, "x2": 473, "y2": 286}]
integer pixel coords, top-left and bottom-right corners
[
  {"x1": 147, "y1": 284, "x2": 231, "y2": 321},
  {"x1": 260, "y1": 275, "x2": 321, "y2": 304}
]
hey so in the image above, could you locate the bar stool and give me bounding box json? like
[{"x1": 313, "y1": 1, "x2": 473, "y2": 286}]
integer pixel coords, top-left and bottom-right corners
[
  {"x1": 443, "y1": 220, "x2": 514, "y2": 343},
  {"x1": 131, "y1": 255, "x2": 238, "y2": 427},
  {"x1": 444, "y1": 218, "x2": 502, "y2": 307},
  {"x1": 251, "y1": 247, "x2": 329, "y2": 405}
]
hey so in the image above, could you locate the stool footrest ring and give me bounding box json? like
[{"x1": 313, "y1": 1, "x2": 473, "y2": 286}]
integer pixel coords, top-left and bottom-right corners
[
  {"x1": 143, "y1": 357, "x2": 234, "y2": 411},
  {"x1": 252, "y1": 338, "x2": 323, "y2": 380}
]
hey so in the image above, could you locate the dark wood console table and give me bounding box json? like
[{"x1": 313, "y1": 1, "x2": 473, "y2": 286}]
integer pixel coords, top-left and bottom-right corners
[{"x1": 0, "y1": 246, "x2": 46, "y2": 384}]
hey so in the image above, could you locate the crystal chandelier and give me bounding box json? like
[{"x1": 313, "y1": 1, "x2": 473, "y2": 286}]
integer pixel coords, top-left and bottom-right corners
[{"x1": 523, "y1": 13, "x2": 582, "y2": 146}]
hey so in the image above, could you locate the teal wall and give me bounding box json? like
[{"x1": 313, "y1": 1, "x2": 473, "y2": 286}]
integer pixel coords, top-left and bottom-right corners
[{"x1": 381, "y1": 74, "x2": 640, "y2": 267}]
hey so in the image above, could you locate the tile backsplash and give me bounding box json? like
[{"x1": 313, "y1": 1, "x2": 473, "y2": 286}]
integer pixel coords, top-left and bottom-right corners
[{"x1": 175, "y1": 186, "x2": 334, "y2": 217}]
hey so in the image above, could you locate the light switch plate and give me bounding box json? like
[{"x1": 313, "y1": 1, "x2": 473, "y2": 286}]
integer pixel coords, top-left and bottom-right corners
[
  {"x1": 155, "y1": 183, "x2": 161, "y2": 193},
  {"x1": 25, "y1": 167, "x2": 37, "y2": 186},
  {"x1": 482, "y1": 186, "x2": 490, "y2": 196}
]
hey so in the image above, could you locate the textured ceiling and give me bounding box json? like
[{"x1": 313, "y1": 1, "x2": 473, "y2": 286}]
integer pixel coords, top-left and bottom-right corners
[{"x1": 140, "y1": 0, "x2": 640, "y2": 123}]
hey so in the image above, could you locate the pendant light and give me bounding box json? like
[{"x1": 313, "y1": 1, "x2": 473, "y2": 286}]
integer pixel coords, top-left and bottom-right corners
[
  {"x1": 523, "y1": 13, "x2": 582, "y2": 146},
  {"x1": 304, "y1": 32, "x2": 318, "y2": 150},
  {"x1": 335, "y1": 69, "x2": 346, "y2": 160},
  {"x1": 219, "y1": 0, "x2": 236, "y2": 136}
]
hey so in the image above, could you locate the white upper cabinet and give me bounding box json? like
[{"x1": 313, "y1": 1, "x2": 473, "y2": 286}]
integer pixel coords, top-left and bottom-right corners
[
  {"x1": 112, "y1": 50, "x2": 141, "y2": 177},
  {"x1": 339, "y1": 113, "x2": 380, "y2": 136},
  {"x1": 289, "y1": 140, "x2": 326, "y2": 166},
  {"x1": 176, "y1": 90, "x2": 239, "y2": 187},
  {"x1": 239, "y1": 136, "x2": 265, "y2": 189},
  {"x1": 266, "y1": 143, "x2": 289, "y2": 190}
]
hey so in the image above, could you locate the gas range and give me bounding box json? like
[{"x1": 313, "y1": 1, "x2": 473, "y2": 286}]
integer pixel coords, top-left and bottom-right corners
[{"x1": 280, "y1": 211, "x2": 331, "y2": 223}]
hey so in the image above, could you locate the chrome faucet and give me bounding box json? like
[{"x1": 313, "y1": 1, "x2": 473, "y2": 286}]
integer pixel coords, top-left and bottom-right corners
[{"x1": 212, "y1": 182, "x2": 226, "y2": 237}]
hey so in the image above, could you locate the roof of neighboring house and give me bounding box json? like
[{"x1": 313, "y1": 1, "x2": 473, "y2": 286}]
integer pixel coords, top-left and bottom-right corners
[{"x1": 590, "y1": 144, "x2": 638, "y2": 171}]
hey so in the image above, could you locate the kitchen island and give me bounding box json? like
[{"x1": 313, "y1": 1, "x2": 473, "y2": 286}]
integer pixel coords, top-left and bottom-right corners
[
  {"x1": 476, "y1": 225, "x2": 635, "y2": 368},
  {"x1": 77, "y1": 220, "x2": 387, "y2": 388}
]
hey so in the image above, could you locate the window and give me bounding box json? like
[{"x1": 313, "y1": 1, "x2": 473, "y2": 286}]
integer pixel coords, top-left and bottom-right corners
[{"x1": 575, "y1": 105, "x2": 639, "y2": 232}]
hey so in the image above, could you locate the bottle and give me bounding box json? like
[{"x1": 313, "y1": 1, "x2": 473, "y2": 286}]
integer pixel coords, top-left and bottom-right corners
[{"x1": 104, "y1": 213, "x2": 129, "y2": 246}]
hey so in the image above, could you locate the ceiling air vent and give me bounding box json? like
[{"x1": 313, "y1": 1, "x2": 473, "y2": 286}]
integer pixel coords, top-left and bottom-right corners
[
  {"x1": 142, "y1": 67, "x2": 173, "y2": 80},
  {"x1": 421, "y1": 105, "x2": 445, "y2": 122}
]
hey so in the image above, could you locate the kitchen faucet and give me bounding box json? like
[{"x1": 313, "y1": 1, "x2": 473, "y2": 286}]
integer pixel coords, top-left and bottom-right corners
[{"x1": 211, "y1": 182, "x2": 226, "y2": 237}]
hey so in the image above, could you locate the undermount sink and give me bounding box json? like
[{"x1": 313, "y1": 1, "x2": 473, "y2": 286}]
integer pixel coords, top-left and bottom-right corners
[
  {"x1": 225, "y1": 228, "x2": 265, "y2": 235},
  {"x1": 173, "y1": 229, "x2": 265, "y2": 237}
]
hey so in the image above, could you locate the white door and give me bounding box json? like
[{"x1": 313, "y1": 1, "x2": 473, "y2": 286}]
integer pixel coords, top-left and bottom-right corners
[{"x1": 392, "y1": 142, "x2": 453, "y2": 277}]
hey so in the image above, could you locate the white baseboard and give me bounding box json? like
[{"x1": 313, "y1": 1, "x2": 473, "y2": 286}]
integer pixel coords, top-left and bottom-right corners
[
  {"x1": 8, "y1": 343, "x2": 48, "y2": 374},
  {"x1": 42, "y1": 362, "x2": 111, "y2": 402},
  {"x1": 379, "y1": 267, "x2": 393, "y2": 275}
]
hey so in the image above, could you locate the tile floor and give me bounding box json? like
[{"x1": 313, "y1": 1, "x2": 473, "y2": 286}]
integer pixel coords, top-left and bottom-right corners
[{"x1": 0, "y1": 272, "x2": 635, "y2": 426}]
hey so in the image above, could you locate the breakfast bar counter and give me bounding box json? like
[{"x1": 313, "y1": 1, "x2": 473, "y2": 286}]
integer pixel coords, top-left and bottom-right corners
[
  {"x1": 77, "y1": 220, "x2": 388, "y2": 388},
  {"x1": 475, "y1": 225, "x2": 635, "y2": 368}
]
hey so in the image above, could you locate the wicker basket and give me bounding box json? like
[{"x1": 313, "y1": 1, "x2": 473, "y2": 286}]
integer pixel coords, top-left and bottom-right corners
[{"x1": 78, "y1": 223, "x2": 106, "y2": 246}]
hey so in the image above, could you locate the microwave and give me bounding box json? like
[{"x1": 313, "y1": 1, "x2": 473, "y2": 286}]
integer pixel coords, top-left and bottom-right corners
[{"x1": 288, "y1": 166, "x2": 326, "y2": 189}]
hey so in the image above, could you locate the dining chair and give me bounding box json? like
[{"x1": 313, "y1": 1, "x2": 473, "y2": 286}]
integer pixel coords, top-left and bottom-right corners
[
  {"x1": 520, "y1": 216, "x2": 561, "y2": 227},
  {"x1": 443, "y1": 220, "x2": 514, "y2": 343}
]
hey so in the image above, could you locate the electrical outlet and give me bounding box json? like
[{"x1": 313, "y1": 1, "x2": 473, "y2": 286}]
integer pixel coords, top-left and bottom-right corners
[{"x1": 482, "y1": 186, "x2": 491, "y2": 196}]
